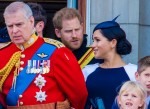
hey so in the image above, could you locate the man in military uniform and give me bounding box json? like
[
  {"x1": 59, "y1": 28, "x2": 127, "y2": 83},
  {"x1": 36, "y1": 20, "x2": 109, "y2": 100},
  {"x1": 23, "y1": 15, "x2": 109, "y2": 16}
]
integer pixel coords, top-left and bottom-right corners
[
  {"x1": 0, "y1": 2, "x2": 87, "y2": 109},
  {"x1": 53, "y1": 8, "x2": 103, "y2": 69}
]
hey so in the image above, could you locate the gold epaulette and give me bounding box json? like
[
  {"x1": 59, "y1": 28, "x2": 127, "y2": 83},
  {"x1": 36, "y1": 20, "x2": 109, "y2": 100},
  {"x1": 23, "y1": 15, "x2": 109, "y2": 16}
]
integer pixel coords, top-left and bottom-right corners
[
  {"x1": 44, "y1": 38, "x2": 65, "y2": 48},
  {"x1": 0, "y1": 42, "x2": 11, "y2": 49}
]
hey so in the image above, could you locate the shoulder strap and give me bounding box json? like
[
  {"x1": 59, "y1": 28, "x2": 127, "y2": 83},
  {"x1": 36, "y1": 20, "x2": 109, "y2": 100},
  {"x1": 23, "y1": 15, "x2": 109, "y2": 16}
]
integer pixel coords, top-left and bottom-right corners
[
  {"x1": 78, "y1": 48, "x2": 94, "y2": 69},
  {"x1": 0, "y1": 42, "x2": 11, "y2": 49},
  {"x1": 44, "y1": 38, "x2": 65, "y2": 48}
]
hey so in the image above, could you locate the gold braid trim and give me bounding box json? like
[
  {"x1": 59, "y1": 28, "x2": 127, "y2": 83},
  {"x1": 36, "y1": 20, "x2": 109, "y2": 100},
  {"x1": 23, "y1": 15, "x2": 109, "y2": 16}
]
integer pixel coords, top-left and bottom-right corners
[
  {"x1": 0, "y1": 51, "x2": 21, "y2": 92},
  {"x1": 44, "y1": 38, "x2": 65, "y2": 48}
]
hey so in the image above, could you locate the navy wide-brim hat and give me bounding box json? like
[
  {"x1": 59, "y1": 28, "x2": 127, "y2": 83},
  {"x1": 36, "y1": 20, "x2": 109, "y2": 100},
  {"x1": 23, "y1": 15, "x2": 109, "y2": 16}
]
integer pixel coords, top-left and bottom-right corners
[
  {"x1": 0, "y1": 27, "x2": 11, "y2": 43},
  {"x1": 93, "y1": 15, "x2": 120, "y2": 33}
]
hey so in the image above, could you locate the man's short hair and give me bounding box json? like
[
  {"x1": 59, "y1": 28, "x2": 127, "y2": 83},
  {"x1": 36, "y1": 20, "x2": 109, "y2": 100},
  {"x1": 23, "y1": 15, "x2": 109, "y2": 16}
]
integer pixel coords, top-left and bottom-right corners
[
  {"x1": 4, "y1": 1, "x2": 33, "y2": 19},
  {"x1": 27, "y1": 3, "x2": 47, "y2": 26},
  {"x1": 53, "y1": 7, "x2": 83, "y2": 29},
  {"x1": 137, "y1": 56, "x2": 150, "y2": 74}
]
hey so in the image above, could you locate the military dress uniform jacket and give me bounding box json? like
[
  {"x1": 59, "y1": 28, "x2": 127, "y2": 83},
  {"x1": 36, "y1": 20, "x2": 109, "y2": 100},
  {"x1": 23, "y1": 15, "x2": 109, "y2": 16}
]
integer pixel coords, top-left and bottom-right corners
[{"x1": 0, "y1": 34, "x2": 88, "y2": 109}]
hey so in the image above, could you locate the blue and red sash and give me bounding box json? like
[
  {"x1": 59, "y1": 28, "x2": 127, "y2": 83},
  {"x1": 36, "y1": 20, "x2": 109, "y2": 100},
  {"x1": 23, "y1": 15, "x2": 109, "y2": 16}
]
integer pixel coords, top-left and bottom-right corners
[{"x1": 6, "y1": 43, "x2": 56, "y2": 106}]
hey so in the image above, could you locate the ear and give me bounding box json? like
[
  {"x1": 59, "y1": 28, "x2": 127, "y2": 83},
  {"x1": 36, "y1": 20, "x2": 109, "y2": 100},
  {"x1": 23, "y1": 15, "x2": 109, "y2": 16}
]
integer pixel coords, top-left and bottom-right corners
[
  {"x1": 117, "y1": 96, "x2": 121, "y2": 105},
  {"x1": 117, "y1": 95, "x2": 122, "y2": 108},
  {"x1": 55, "y1": 29, "x2": 61, "y2": 38},
  {"x1": 36, "y1": 21, "x2": 44, "y2": 32},
  {"x1": 135, "y1": 72, "x2": 140, "y2": 81},
  {"x1": 138, "y1": 100, "x2": 144, "y2": 108},
  {"x1": 81, "y1": 23, "x2": 84, "y2": 29},
  {"x1": 29, "y1": 16, "x2": 35, "y2": 28},
  {"x1": 111, "y1": 39, "x2": 117, "y2": 48}
]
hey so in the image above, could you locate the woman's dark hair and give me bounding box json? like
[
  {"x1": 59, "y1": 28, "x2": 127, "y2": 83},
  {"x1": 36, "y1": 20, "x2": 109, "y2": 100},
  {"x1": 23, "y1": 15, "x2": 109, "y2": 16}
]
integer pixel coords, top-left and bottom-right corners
[
  {"x1": 100, "y1": 27, "x2": 132, "y2": 55},
  {"x1": 93, "y1": 16, "x2": 132, "y2": 55}
]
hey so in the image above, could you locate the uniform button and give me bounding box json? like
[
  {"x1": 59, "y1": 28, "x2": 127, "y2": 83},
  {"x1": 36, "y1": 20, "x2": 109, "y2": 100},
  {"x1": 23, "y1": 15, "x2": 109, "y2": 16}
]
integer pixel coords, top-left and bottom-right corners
[
  {"x1": 21, "y1": 54, "x2": 25, "y2": 58},
  {"x1": 20, "y1": 67, "x2": 23, "y2": 71},
  {"x1": 20, "y1": 61, "x2": 24, "y2": 65},
  {"x1": 19, "y1": 101, "x2": 23, "y2": 106},
  {"x1": 19, "y1": 95, "x2": 23, "y2": 98}
]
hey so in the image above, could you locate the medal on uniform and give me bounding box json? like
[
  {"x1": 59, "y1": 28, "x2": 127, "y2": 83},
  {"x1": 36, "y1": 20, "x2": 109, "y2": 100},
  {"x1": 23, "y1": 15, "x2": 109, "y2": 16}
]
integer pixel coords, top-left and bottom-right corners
[
  {"x1": 27, "y1": 60, "x2": 31, "y2": 73},
  {"x1": 46, "y1": 60, "x2": 50, "y2": 73},
  {"x1": 31, "y1": 60, "x2": 37, "y2": 73},
  {"x1": 27, "y1": 60, "x2": 50, "y2": 74},
  {"x1": 34, "y1": 74, "x2": 47, "y2": 102},
  {"x1": 34, "y1": 74, "x2": 46, "y2": 89},
  {"x1": 39, "y1": 60, "x2": 44, "y2": 74},
  {"x1": 42, "y1": 60, "x2": 50, "y2": 74},
  {"x1": 36, "y1": 60, "x2": 41, "y2": 74},
  {"x1": 42, "y1": 60, "x2": 46, "y2": 74},
  {"x1": 35, "y1": 89, "x2": 47, "y2": 102}
]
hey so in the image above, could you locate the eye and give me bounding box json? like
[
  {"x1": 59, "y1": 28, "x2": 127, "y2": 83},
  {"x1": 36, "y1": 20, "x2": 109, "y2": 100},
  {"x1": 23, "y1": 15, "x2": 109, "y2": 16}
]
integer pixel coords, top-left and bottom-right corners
[
  {"x1": 92, "y1": 38, "x2": 100, "y2": 43},
  {"x1": 65, "y1": 30, "x2": 72, "y2": 33},
  {"x1": 132, "y1": 94, "x2": 137, "y2": 98},
  {"x1": 145, "y1": 73, "x2": 150, "y2": 77},
  {"x1": 123, "y1": 94, "x2": 128, "y2": 96},
  {"x1": 96, "y1": 38, "x2": 100, "y2": 42},
  {"x1": 75, "y1": 28, "x2": 80, "y2": 32},
  {"x1": 7, "y1": 25, "x2": 13, "y2": 29},
  {"x1": 16, "y1": 23, "x2": 23, "y2": 27}
]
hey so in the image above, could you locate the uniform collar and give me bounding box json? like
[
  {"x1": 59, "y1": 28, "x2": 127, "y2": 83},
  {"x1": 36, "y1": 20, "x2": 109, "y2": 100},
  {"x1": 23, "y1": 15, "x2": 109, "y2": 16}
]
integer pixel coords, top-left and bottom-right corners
[
  {"x1": 17, "y1": 33, "x2": 38, "y2": 51},
  {"x1": 73, "y1": 34, "x2": 88, "y2": 60}
]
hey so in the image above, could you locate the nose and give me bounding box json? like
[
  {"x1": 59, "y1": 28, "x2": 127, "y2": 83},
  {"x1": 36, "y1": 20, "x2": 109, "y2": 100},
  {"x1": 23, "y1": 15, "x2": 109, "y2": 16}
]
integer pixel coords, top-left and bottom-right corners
[
  {"x1": 127, "y1": 95, "x2": 132, "y2": 100},
  {"x1": 72, "y1": 30, "x2": 77, "y2": 38},
  {"x1": 91, "y1": 41, "x2": 96, "y2": 48},
  {"x1": 12, "y1": 25, "x2": 18, "y2": 33}
]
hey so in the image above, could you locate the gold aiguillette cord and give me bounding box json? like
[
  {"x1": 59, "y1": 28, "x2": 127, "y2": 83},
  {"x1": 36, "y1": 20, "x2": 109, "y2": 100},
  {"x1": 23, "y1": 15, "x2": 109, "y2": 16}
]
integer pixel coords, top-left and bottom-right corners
[{"x1": 12, "y1": 59, "x2": 20, "y2": 92}]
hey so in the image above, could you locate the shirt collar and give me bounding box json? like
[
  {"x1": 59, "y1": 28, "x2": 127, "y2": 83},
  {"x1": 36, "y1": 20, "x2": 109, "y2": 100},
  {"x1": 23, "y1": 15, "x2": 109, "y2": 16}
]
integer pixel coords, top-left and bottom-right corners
[{"x1": 17, "y1": 34, "x2": 38, "y2": 51}]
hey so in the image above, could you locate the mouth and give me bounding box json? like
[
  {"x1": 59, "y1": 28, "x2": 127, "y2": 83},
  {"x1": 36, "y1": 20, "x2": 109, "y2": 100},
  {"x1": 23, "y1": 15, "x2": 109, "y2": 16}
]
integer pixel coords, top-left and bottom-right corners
[
  {"x1": 146, "y1": 84, "x2": 150, "y2": 89},
  {"x1": 93, "y1": 49, "x2": 98, "y2": 54},
  {"x1": 125, "y1": 102, "x2": 133, "y2": 106},
  {"x1": 71, "y1": 40, "x2": 79, "y2": 45},
  {"x1": 71, "y1": 39, "x2": 78, "y2": 42},
  {"x1": 13, "y1": 36, "x2": 21, "y2": 40}
]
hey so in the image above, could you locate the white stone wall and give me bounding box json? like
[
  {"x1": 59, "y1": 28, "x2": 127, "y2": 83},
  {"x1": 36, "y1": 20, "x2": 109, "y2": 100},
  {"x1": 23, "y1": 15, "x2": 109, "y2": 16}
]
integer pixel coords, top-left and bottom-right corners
[{"x1": 139, "y1": 0, "x2": 150, "y2": 59}]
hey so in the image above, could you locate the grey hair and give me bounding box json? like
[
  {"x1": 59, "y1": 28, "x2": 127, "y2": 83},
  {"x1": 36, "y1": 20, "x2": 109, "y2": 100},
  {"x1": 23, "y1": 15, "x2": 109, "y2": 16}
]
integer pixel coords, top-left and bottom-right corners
[{"x1": 4, "y1": 1, "x2": 33, "y2": 19}]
